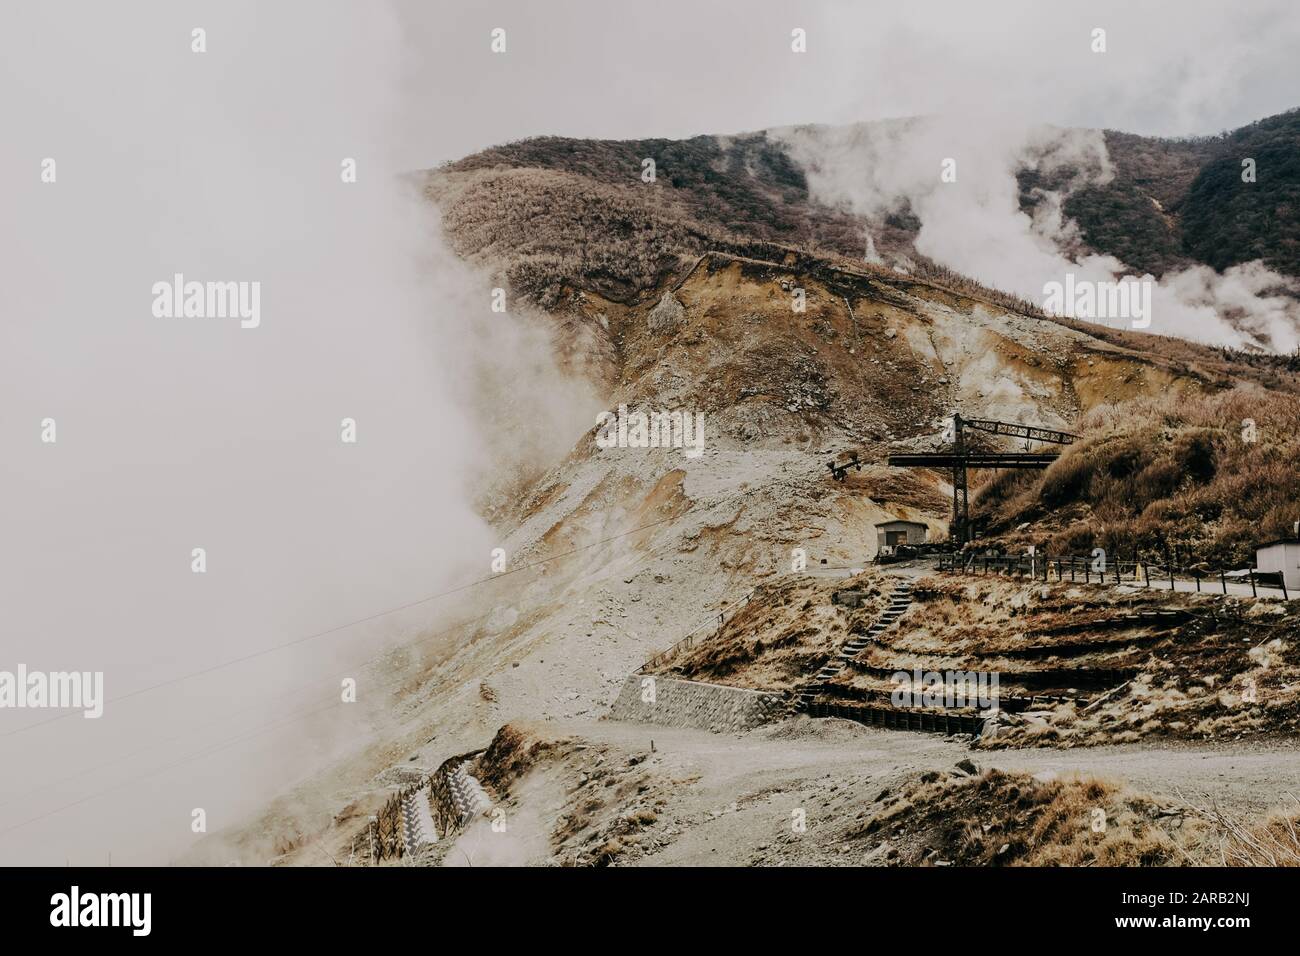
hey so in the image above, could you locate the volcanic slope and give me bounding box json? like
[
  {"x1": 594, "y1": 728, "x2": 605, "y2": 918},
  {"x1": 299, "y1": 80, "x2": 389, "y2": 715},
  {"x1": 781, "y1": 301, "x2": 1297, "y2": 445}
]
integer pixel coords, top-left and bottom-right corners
[{"x1": 202, "y1": 242, "x2": 1300, "y2": 865}]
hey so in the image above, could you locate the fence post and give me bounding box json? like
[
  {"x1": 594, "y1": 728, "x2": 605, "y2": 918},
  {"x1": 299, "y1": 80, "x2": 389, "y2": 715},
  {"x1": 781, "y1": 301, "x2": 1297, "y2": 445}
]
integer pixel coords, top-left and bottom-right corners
[
  {"x1": 1249, "y1": 569, "x2": 1257, "y2": 598},
  {"x1": 1143, "y1": 563, "x2": 1149, "y2": 588},
  {"x1": 1170, "y1": 565, "x2": 1175, "y2": 591},
  {"x1": 1282, "y1": 575, "x2": 1290, "y2": 601},
  {"x1": 1221, "y1": 570, "x2": 1227, "y2": 595}
]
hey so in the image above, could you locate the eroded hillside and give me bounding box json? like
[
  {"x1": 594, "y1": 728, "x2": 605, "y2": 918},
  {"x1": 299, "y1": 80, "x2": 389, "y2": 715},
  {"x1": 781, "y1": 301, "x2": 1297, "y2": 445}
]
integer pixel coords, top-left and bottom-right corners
[{"x1": 208, "y1": 232, "x2": 1300, "y2": 865}]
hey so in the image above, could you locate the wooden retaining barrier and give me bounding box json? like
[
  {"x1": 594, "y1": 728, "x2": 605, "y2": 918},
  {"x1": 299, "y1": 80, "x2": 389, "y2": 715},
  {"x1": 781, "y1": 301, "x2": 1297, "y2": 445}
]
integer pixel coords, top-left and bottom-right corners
[
  {"x1": 806, "y1": 701, "x2": 986, "y2": 735},
  {"x1": 843, "y1": 660, "x2": 1136, "y2": 691},
  {"x1": 816, "y1": 681, "x2": 1086, "y2": 713}
]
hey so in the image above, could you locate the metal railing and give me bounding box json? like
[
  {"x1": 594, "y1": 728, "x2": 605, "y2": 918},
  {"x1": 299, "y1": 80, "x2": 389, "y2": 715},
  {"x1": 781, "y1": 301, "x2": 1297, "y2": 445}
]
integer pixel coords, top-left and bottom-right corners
[
  {"x1": 936, "y1": 552, "x2": 1291, "y2": 600},
  {"x1": 637, "y1": 588, "x2": 758, "y2": 673}
]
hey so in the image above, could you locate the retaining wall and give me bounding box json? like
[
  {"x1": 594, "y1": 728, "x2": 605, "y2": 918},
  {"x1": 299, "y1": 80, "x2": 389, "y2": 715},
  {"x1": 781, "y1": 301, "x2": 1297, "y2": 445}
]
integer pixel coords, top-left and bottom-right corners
[{"x1": 607, "y1": 674, "x2": 785, "y2": 733}]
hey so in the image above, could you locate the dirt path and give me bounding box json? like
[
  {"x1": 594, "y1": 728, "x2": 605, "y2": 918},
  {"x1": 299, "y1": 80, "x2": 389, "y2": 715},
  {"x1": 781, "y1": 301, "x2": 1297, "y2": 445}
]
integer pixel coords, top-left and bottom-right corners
[{"x1": 538, "y1": 716, "x2": 1300, "y2": 866}]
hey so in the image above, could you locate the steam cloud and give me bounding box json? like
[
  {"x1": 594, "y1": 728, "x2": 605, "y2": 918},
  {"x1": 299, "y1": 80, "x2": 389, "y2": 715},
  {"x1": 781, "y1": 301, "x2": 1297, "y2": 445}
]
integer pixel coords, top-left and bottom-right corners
[
  {"x1": 0, "y1": 1, "x2": 593, "y2": 864},
  {"x1": 3, "y1": 0, "x2": 1298, "y2": 866},
  {"x1": 774, "y1": 115, "x2": 1300, "y2": 352}
]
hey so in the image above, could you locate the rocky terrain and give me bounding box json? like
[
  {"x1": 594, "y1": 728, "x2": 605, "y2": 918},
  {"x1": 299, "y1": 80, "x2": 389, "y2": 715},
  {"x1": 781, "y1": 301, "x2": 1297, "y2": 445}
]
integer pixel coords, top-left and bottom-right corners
[
  {"x1": 334, "y1": 720, "x2": 1300, "y2": 868},
  {"x1": 202, "y1": 117, "x2": 1300, "y2": 868},
  {"x1": 428, "y1": 110, "x2": 1300, "y2": 322}
]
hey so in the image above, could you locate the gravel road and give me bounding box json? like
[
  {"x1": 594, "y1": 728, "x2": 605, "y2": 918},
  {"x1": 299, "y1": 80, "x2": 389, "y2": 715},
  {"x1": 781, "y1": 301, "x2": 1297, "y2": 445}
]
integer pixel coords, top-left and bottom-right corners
[{"x1": 539, "y1": 716, "x2": 1300, "y2": 865}]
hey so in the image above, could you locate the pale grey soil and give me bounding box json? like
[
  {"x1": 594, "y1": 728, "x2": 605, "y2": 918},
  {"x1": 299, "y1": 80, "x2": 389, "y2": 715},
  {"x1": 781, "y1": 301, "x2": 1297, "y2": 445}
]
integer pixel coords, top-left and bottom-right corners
[{"x1": 513, "y1": 716, "x2": 1300, "y2": 866}]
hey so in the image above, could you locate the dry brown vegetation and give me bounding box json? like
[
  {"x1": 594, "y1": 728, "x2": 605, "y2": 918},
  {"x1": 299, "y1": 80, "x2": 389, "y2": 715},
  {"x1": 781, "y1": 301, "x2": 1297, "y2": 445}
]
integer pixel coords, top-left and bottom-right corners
[
  {"x1": 1191, "y1": 800, "x2": 1300, "y2": 866},
  {"x1": 429, "y1": 111, "x2": 1300, "y2": 319},
  {"x1": 1048, "y1": 317, "x2": 1300, "y2": 393},
  {"x1": 663, "y1": 572, "x2": 890, "y2": 692},
  {"x1": 471, "y1": 723, "x2": 673, "y2": 867},
  {"x1": 973, "y1": 386, "x2": 1300, "y2": 564},
  {"x1": 796, "y1": 574, "x2": 1300, "y2": 747},
  {"x1": 648, "y1": 562, "x2": 1300, "y2": 749},
  {"x1": 854, "y1": 765, "x2": 1300, "y2": 867},
  {"x1": 426, "y1": 137, "x2": 1062, "y2": 317},
  {"x1": 428, "y1": 167, "x2": 709, "y2": 306},
  {"x1": 854, "y1": 768, "x2": 1205, "y2": 866}
]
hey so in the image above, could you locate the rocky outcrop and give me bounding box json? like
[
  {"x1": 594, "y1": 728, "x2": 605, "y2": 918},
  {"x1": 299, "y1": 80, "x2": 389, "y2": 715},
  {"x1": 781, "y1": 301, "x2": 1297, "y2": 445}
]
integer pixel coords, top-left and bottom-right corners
[{"x1": 647, "y1": 291, "x2": 685, "y2": 334}]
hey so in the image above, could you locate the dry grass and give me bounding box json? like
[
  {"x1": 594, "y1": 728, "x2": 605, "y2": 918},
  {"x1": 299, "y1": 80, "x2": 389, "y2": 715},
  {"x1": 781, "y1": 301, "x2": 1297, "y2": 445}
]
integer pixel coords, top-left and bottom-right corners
[
  {"x1": 829, "y1": 574, "x2": 1300, "y2": 747},
  {"x1": 428, "y1": 167, "x2": 713, "y2": 307},
  {"x1": 427, "y1": 143, "x2": 1076, "y2": 319},
  {"x1": 1193, "y1": 800, "x2": 1300, "y2": 866},
  {"x1": 665, "y1": 572, "x2": 890, "y2": 692},
  {"x1": 468, "y1": 723, "x2": 673, "y2": 867},
  {"x1": 853, "y1": 767, "x2": 1300, "y2": 867},
  {"x1": 974, "y1": 385, "x2": 1300, "y2": 565},
  {"x1": 854, "y1": 769, "x2": 1204, "y2": 866},
  {"x1": 474, "y1": 722, "x2": 563, "y2": 794}
]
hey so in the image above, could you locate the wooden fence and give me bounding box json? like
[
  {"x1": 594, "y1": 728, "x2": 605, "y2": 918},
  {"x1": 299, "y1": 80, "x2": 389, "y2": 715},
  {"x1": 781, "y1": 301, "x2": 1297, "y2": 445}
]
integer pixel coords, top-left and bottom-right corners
[{"x1": 938, "y1": 552, "x2": 1290, "y2": 599}]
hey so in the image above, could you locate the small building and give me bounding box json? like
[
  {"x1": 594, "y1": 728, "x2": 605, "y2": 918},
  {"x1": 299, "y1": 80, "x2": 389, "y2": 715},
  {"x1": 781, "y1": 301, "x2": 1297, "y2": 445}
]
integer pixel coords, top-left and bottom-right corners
[
  {"x1": 875, "y1": 519, "x2": 928, "y2": 550},
  {"x1": 1256, "y1": 539, "x2": 1300, "y2": 591}
]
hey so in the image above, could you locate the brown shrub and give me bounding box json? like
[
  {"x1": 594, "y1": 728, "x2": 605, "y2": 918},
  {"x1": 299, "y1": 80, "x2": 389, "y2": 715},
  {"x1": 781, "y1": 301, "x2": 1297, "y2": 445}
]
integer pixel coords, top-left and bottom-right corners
[{"x1": 975, "y1": 387, "x2": 1300, "y2": 564}]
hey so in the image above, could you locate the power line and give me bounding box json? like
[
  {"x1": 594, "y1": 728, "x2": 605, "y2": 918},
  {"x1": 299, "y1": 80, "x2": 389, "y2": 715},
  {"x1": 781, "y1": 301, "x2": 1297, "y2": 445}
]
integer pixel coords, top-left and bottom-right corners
[
  {"x1": 0, "y1": 473, "x2": 812, "y2": 826},
  {"x1": 4, "y1": 517, "x2": 677, "y2": 808},
  {"x1": 2, "y1": 562, "x2": 773, "y2": 838},
  {"x1": 0, "y1": 681, "x2": 342, "y2": 812},
  {"x1": 0, "y1": 489, "x2": 729, "y2": 743},
  {"x1": 0, "y1": 698, "x2": 344, "y2": 840}
]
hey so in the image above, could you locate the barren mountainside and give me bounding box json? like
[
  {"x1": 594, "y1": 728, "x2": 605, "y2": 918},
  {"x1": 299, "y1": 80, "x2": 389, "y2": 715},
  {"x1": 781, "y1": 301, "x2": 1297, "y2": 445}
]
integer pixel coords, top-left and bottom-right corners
[
  {"x1": 429, "y1": 109, "x2": 1300, "y2": 311},
  {"x1": 221, "y1": 113, "x2": 1300, "y2": 870},
  {"x1": 426, "y1": 110, "x2": 1300, "y2": 566}
]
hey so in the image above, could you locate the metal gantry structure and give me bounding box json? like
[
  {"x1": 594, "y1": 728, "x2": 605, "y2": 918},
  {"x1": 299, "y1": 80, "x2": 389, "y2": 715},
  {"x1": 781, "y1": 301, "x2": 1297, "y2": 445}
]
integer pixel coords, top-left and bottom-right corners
[{"x1": 882, "y1": 413, "x2": 1077, "y2": 543}]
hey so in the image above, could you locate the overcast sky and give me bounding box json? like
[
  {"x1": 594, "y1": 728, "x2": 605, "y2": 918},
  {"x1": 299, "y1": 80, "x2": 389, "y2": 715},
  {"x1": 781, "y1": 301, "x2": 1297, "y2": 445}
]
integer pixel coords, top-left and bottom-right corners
[{"x1": 396, "y1": 0, "x2": 1300, "y2": 167}]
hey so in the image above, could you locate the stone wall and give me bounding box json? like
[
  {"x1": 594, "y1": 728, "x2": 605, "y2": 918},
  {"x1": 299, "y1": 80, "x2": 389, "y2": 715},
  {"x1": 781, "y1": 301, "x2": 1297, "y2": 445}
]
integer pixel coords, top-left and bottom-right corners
[{"x1": 607, "y1": 674, "x2": 786, "y2": 733}]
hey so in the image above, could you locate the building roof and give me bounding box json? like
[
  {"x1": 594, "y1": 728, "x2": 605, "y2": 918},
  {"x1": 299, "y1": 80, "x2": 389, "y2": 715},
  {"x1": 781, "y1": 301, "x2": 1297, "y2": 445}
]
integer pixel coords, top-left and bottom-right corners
[
  {"x1": 874, "y1": 519, "x2": 927, "y2": 529},
  {"x1": 1257, "y1": 539, "x2": 1300, "y2": 550}
]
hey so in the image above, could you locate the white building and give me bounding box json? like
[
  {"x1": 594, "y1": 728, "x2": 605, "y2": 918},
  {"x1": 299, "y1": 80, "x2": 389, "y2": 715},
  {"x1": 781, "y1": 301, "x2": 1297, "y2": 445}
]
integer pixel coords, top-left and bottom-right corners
[{"x1": 1256, "y1": 539, "x2": 1300, "y2": 591}]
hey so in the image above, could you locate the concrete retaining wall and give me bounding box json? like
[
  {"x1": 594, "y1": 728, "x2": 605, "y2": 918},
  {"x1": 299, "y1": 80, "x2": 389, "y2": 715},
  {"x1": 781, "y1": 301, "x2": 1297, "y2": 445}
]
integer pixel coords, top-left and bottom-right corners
[{"x1": 607, "y1": 674, "x2": 785, "y2": 733}]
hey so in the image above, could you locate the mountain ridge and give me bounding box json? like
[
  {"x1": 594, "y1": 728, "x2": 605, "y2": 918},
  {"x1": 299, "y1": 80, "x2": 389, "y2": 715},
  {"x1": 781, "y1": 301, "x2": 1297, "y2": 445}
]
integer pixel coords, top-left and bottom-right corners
[{"x1": 427, "y1": 108, "x2": 1300, "y2": 349}]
